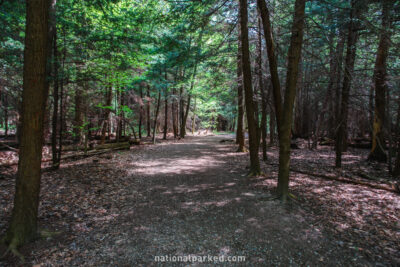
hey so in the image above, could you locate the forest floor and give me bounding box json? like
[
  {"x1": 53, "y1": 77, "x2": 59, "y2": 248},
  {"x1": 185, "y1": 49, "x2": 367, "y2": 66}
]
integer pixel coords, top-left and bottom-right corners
[{"x1": 0, "y1": 134, "x2": 399, "y2": 266}]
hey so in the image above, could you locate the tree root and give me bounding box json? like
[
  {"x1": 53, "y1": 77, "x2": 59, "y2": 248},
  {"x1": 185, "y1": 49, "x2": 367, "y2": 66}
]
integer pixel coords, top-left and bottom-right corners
[
  {"x1": 0, "y1": 242, "x2": 25, "y2": 263},
  {"x1": 236, "y1": 146, "x2": 248, "y2": 153},
  {"x1": 39, "y1": 229, "x2": 61, "y2": 239},
  {"x1": 246, "y1": 171, "x2": 264, "y2": 177}
]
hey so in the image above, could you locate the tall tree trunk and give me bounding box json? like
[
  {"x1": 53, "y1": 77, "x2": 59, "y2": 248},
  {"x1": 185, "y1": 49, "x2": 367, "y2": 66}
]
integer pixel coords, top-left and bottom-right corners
[
  {"x1": 172, "y1": 86, "x2": 177, "y2": 138},
  {"x1": 393, "y1": 99, "x2": 400, "y2": 176},
  {"x1": 333, "y1": 29, "x2": 346, "y2": 139},
  {"x1": 57, "y1": 26, "x2": 66, "y2": 164},
  {"x1": 74, "y1": 85, "x2": 84, "y2": 144},
  {"x1": 192, "y1": 96, "x2": 197, "y2": 134},
  {"x1": 236, "y1": 24, "x2": 245, "y2": 152},
  {"x1": 138, "y1": 84, "x2": 143, "y2": 139},
  {"x1": 276, "y1": 0, "x2": 306, "y2": 200},
  {"x1": 100, "y1": 84, "x2": 112, "y2": 144},
  {"x1": 239, "y1": 0, "x2": 260, "y2": 175},
  {"x1": 152, "y1": 90, "x2": 161, "y2": 144},
  {"x1": 51, "y1": 5, "x2": 59, "y2": 168},
  {"x1": 181, "y1": 94, "x2": 191, "y2": 138},
  {"x1": 146, "y1": 84, "x2": 151, "y2": 137},
  {"x1": 4, "y1": 94, "x2": 8, "y2": 137},
  {"x1": 163, "y1": 91, "x2": 168, "y2": 140},
  {"x1": 269, "y1": 106, "x2": 275, "y2": 145},
  {"x1": 335, "y1": 0, "x2": 361, "y2": 168},
  {"x1": 179, "y1": 85, "x2": 184, "y2": 137},
  {"x1": 257, "y1": 17, "x2": 267, "y2": 161},
  {"x1": 5, "y1": 0, "x2": 50, "y2": 249},
  {"x1": 257, "y1": 0, "x2": 283, "y2": 133},
  {"x1": 163, "y1": 71, "x2": 168, "y2": 140},
  {"x1": 368, "y1": 0, "x2": 393, "y2": 162}
]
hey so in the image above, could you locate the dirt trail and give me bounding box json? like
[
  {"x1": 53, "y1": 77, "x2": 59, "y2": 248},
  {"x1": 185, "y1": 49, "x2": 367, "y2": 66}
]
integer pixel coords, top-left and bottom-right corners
[{"x1": 1, "y1": 135, "x2": 399, "y2": 266}]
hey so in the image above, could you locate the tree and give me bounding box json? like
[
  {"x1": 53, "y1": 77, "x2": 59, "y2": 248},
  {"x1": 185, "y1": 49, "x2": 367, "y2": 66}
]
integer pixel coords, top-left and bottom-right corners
[
  {"x1": 335, "y1": 0, "x2": 362, "y2": 168},
  {"x1": 3, "y1": 0, "x2": 50, "y2": 254},
  {"x1": 276, "y1": 0, "x2": 306, "y2": 200},
  {"x1": 368, "y1": 0, "x2": 394, "y2": 162},
  {"x1": 236, "y1": 24, "x2": 245, "y2": 152},
  {"x1": 258, "y1": 0, "x2": 306, "y2": 199},
  {"x1": 239, "y1": 0, "x2": 261, "y2": 176}
]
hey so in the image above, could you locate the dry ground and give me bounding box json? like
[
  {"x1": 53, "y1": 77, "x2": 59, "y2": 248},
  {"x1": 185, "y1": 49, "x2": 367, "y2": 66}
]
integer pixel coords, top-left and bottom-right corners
[{"x1": 0, "y1": 135, "x2": 399, "y2": 266}]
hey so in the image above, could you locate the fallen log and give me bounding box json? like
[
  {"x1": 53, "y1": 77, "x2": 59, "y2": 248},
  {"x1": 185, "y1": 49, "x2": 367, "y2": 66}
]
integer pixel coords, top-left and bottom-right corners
[
  {"x1": 0, "y1": 142, "x2": 19, "y2": 152},
  {"x1": 292, "y1": 169, "x2": 399, "y2": 194},
  {"x1": 94, "y1": 141, "x2": 130, "y2": 150},
  {"x1": 265, "y1": 162, "x2": 399, "y2": 194},
  {"x1": 0, "y1": 142, "x2": 131, "y2": 168}
]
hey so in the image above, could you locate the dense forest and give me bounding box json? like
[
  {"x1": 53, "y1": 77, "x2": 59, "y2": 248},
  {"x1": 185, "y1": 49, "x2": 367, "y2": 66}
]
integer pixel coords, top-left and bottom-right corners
[{"x1": 0, "y1": 0, "x2": 399, "y2": 265}]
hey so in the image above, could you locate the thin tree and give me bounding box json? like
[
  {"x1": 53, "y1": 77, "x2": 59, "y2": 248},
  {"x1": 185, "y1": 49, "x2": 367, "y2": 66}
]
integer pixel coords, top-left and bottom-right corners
[
  {"x1": 152, "y1": 89, "x2": 161, "y2": 144},
  {"x1": 239, "y1": 0, "x2": 261, "y2": 175},
  {"x1": 335, "y1": 0, "x2": 362, "y2": 167},
  {"x1": 2, "y1": 0, "x2": 50, "y2": 256},
  {"x1": 368, "y1": 0, "x2": 394, "y2": 162},
  {"x1": 236, "y1": 24, "x2": 246, "y2": 152},
  {"x1": 258, "y1": 0, "x2": 306, "y2": 199}
]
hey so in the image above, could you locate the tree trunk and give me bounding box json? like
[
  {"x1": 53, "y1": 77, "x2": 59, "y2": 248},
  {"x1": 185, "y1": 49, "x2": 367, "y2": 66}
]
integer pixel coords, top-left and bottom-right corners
[
  {"x1": 5, "y1": 0, "x2": 50, "y2": 249},
  {"x1": 163, "y1": 90, "x2": 168, "y2": 140},
  {"x1": 146, "y1": 84, "x2": 151, "y2": 137},
  {"x1": 239, "y1": 0, "x2": 260, "y2": 175},
  {"x1": 74, "y1": 85, "x2": 84, "y2": 144},
  {"x1": 4, "y1": 94, "x2": 8, "y2": 137},
  {"x1": 335, "y1": 0, "x2": 361, "y2": 168},
  {"x1": 368, "y1": 0, "x2": 393, "y2": 162},
  {"x1": 163, "y1": 71, "x2": 168, "y2": 140},
  {"x1": 276, "y1": 0, "x2": 306, "y2": 200},
  {"x1": 152, "y1": 90, "x2": 161, "y2": 144},
  {"x1": 51, "y1": 5, "x2": 59, "y2": 168},
  {"x1": 172, "y1": 86, "x2": 177, "y2": 138},
  {"x1": 257, "y1": 0, "x2": 283, "y2": 133},
  {"x1": 333, "y1": 29, "x2": 346, "y2": 137},
  {"x1": 192, "y1": 96, "x2": 197, "y2": 134},
  {"x1": 181, "y1": 94, "x2": 191, "y2": 138},
  {"x1": 236, "y1": 24, "x2": 245, "y2": 152},
  {"x1": 100, "y1": 84, "x2": 112, "y2": 144},
  {"x1": 269, "y1": 107, "x2": 275, "y2": 145},
  {"x1": 138, "y1": 84, "x2": 143, "y2": 139},
  {"x1": 57, "y1": 26, "x2": 66, "y2": 164},
  {"x1": 393, "y1": 94, "x2": 400, "y2": 176},
  {"x1": 257, "y1": 17, "x2": 267, "y2": 161}
]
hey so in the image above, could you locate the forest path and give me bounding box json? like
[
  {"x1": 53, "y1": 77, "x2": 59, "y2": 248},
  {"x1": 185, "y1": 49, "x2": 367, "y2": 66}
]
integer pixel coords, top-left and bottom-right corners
[{"x1": 1, "y1": 135, "x2": 398, "y2": 266}]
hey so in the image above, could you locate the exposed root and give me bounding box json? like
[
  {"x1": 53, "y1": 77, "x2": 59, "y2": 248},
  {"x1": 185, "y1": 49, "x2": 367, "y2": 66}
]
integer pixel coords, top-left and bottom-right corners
[
  {"x1": 39, "y1": 229, "x2": 61, "y2": 239},
  {"x1": 236, "y1": 146, "x2": 248, "y2": 153},
  {"x1": 1, "y1": 243, "x2": 25, "y2": 263},
  {"x1": 246, "y1": 171, "x2": 264, "y2": 177}
]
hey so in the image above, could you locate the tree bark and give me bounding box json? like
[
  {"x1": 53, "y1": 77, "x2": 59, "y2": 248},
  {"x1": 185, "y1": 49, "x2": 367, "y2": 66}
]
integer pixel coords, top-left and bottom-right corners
[
  {"x1": 276, "y1": 0, "x2": 306, "y2": 200},
  {"x1": 138, "y1": 83, "x2": 143, "y2": 139},
  {"x1": 163, "y1": 88, "x2": 168, "y2": 140},
  {"x1": 51, "y1": 2, "x2": 59, "y2": 168},
  {"x1": 181, "y1": 94, "x2": 191, "y2": 138},
  {"x1": 236, "y1": 24, "x2": 245, "y2": 152},
  {"x1": 257, "y1": 0, "x2": 282, "y2": 133},
  {"x1": 172, "y1": 86, "x2": 177, "y2": 138},
  {"x1": 146, "y1": 84, "x2": 151, "y2": 137},
  {"x1": 100, "y1": 84, "x2": 112, "y2": 144},
  {"x1": 335, "y1": 0, "x2": 361, "y2": 167},
  {"x1": 368, "y1": 0, "x2": 393, "y2": 162},
  {"x1": 239, "y1": 0, "x2": 260, "y2": 175},
  {"x1": 74, "y1": 84, "x2": 84, "y2": 144},
  {"x1": 5, "y1": 0, "x2": 50, "y2": 249},
  {"x1": 257, "y1": 17, "x2": 267, "y2": 161},
  {"x1": 152, "y1": 90, "x2": 161, "y2": 144},
  {"x1": 333, "y1": 29, "x2": 346, "y2": 139}
]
